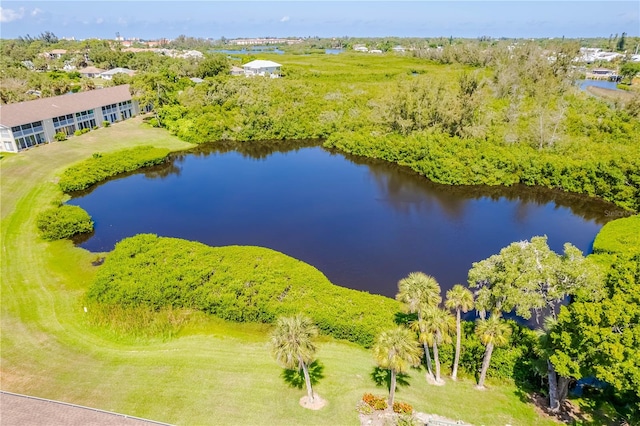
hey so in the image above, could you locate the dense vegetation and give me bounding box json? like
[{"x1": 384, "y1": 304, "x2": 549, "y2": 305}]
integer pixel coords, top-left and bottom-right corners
[
  {"x1": 87, "y1": 234, "x2": 400, "y2": 347},
  {"x1": 3, "y1": 33, "x2": 639, "y2": 422},
  {"x1": 146, "y1": 49, "x2": 639, "y2": 211},
  {"x1": 58, "y1": 146, "x2": 170, "y2": 192},
  {"x1": 36, "y1": 205, "x2": 93, "y2": 240}
]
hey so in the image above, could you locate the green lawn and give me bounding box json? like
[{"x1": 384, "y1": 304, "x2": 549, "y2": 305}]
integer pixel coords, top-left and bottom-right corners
[{"x1": 1, "y1": 117, "x2": 558, "y2": 425}]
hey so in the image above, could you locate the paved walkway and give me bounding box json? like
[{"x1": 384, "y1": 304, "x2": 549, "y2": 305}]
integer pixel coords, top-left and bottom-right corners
[{"x1": 0, "y1": 391, "x2": 171, "y2": 426}]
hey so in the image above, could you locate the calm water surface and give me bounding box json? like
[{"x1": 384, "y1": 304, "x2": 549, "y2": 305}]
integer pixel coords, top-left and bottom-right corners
[
  {"x1": 69, "y1": 141, "x2": 621, "y2": 298},
  {"x1": 577, "y1": 79, "x2": 621, "y2": 91}
]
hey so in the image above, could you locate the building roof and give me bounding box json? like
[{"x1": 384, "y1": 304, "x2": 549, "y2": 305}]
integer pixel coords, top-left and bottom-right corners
[
  {"x1": 79, "y1": 66, "x2": 105, "y2": 74},
  {"x1": 0, "y1": 85, "x2": 132, "y2": 128},
  {"x1": 243, "y1": 60, "x2": 282, "y2": 69},
  {"x1": 101, "y1": 67, "x2": 135, "y2": 76},
  {"x1": 1, "y1": 392, "x2": 168, "y2": 426}
]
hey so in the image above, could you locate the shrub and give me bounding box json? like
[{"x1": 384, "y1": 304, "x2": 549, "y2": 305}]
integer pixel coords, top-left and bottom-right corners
[
  {"x1": 362, "y1": 393, "x2": 388, "y2": 410},
  {"x1": 81, "y1": 128, "x2": 90, "y2": 134},
  {"x1": 54, "y1": 132, "x2": 67, "y2": 141},
  {"x1": 74, "y1": 129, "x2": 83, "y2": 137},
  {"x1": 355, "y1": 400, "x2": 374, "y2": 415},
  {"x1": 58, "y1": 146, "x2": 170, "y2": 192},
  {"x1": 102, "y1": 120, "x2": 111, "y2": 127},
  {"x1": 93, "y1": 126, "x2": 99, "y2": 131},
  {"x1": 36, "y1": 205, "x2": 93, "y2": 241},
  {"x1": 87, "y1": 234, "x2": 400, "y2": 347},
  {"x1": 393, "y1": 401, "x2": 413, "y2": 415},
  {"x1": 396, "y1": 414, "x2": 421, "y2": 426}
]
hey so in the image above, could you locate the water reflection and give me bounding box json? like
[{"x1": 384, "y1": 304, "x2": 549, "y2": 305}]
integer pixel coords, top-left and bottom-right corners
[
  {"x1": 343, "y1": 152, "x2": 621, "y2": 225},
  {"x1": 69, "y1": 140, "x2": 625, "y2": 300}
]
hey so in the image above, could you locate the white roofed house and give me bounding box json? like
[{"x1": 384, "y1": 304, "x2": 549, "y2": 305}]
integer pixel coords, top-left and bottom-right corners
[
  {"x1": 242, "y1": 60, "x2": 282, "y2": 78},
  {"x1": 100, "y1": 67, "x2": 136, "y2": 80},
  {"x1": 79, "y1": 66, "x2": 105, "y2": 78}
]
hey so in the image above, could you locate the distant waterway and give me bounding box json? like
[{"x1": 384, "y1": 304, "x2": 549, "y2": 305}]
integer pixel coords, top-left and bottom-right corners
[
  {"x1": 69, "y1": 141, "x2": 624, "y2": 301},
  {"x1": 210, "y1": 47, "x2": 285, "y2": 55},
  {"x1": 577, "y1": 79, "x2": 621, "y2": 91}
]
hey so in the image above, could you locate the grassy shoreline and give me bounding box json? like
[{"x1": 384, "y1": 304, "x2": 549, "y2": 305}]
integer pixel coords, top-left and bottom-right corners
[{"x1": 0, "y1": 117, "x2": 580, "y2": 425}]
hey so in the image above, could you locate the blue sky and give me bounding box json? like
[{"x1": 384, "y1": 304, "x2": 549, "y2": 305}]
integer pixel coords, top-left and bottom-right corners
[{"x1": 1, "y1": 1, "x2": 638, "y2": 40}]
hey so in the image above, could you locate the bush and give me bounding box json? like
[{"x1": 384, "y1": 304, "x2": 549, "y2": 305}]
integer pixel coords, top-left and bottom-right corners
[
  {"x1": 58, "y1": 146, "x2": 170, "y2": 192},
  {"x1": 355, "y1": 400, "x2": 374, "y2": 415},
  {"x1": 36, "y1": 205, "x2": 93, "y2": 241},
  {"x1": 93, "y1": 126, "x2": 99, "y2": 131},
  {"x1": 54, "y1": 132, "x2": 67, "y2": 141},
  {"x1": 393, "y1": 401, "x2": 413, "y2": 415},
  {"x1": 362, "y1": 393, "x2": 388, "y2": 410},
  {"x1": 74, "y1": 129, "x2": 83, "y2": 137},
  {"x1": 102, "y1": 120, "x2": 111, "y2": 127},
  {"x1": 592, "y1": 215, "x2": 640, "y2": 257},
  {"x1": 87, "y1": 234, "x2": 400, "y2": 347},
  {"x1": 81, "y1": 128, "x2": 90, "y2": 134}
]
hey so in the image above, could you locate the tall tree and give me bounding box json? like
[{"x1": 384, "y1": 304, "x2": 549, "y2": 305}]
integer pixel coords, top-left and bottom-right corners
[
  {"x1": 396, "y1": 272, "x2": 441, "y2": 382},
  {"x1": 270, "y1": 314, "x2": 319, "y2": 403},
  {"x1": 535, "y1": 317, "x2": 572, "y2": 413},
  {"x1": 475, "y1": 315, "x2": 512, "y2": 389},
  {"x1": 548, "y1": 256, "x2": 640, "y2": 412},
  {"x1": 468, "y1": 236, "x2": 602, "y2": 323},
  {"x1": 419, "y1": 306, "x2": 454, "y2": 384},
  {"x1": 617, "y1": 32, "x2": 627, "y2": 51},
  {"x1": 372, "y1": 327, "x2": 423, "y2": 407},
  {"x1": 445, "y1": 284, "x2": 474, "y2": 380}
]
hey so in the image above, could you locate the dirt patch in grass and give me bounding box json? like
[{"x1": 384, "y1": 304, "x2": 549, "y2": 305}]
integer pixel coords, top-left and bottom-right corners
[{"x1": 299, "y1": 394, "x2": 327, "y2": 410}]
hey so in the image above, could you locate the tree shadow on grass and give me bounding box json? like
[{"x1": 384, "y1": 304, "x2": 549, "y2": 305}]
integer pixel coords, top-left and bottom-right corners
[
  {"x1": 370, "y1": 367, "x2": 411, "y2": 392},
  {"x1": 281, "y1": 360, "x2": 325, "y2": 389}
]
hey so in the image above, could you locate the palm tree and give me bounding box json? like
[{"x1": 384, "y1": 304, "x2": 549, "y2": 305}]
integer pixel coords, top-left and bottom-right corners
[
  {"x1": 396, "y1": 272, "x2": 441, "y2": 382},
  {"x1": 269, "y1": 314, "x2": 319, "y2": 402},
  {"x1": 418, "y1": 306, "x2": 454, "y2": 384},
  {"x1": 475, "y1": 314, "x2": 512, "y2": 389},
  {"x1": 372, "y1": 327, "x2": 423, "y2": 407},
  {"x1": 445, "y1": 284, "x2": 474, "y2": 380}
]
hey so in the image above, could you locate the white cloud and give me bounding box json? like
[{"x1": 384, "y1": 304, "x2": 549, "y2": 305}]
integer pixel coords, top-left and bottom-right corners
[
  {"x1": 96, "y1": 17, "x2": 104, "y2": 24},
  {"x1": 0, "y1": 7, "x2": 25, "y2": 23},
  {"x1": 280, "y1": 16, "x2": 290, "y2": 22},
  {"x1": 31, "y1": 8, "x2": 43, "y2": 17}
]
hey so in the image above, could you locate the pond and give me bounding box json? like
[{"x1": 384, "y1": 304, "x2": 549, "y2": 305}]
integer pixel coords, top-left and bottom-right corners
[
  {"x1": 69, "y1": 141, "x2": 622, "y2": 300},
  {"x1": 577, "y1": 79, "x2": 621, "y2": 91}
]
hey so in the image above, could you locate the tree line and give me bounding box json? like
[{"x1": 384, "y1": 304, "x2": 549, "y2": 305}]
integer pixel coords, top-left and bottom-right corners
[{"x1": 268, "y1": 229, "x2": 638, "y2": 421}]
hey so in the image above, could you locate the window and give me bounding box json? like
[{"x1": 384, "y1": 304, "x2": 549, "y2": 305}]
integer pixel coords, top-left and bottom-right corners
[{"x1": 10, "y1": 121, "x2": 47, "y2": 145}]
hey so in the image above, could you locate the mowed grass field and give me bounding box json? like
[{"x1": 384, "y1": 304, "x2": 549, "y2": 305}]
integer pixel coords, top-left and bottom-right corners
[{"x1": 1, "y1": 116, "x2": 558, "y2": 425}]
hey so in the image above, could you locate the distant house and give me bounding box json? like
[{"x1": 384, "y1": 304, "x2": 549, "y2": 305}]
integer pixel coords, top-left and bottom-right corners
[
  {"x1": 592, "y1": 68, "x2": 614, "y2": 76},
  {"x1": 79, "y1": 66, "x2": 105, "y2": 78},
  {"x1": 46, "y1": 49, "x2": 67, "y2": 59},
  {"x1": 353, "y1": 46, "x2": 368, "y2": 52},
  {"x1": 230, "y1": 66, "x2": 244, "y2": 76},
  {"x1": 0, "y1": 85, "x2": 139, "y2": 152},
  {"x1": 100, "y1": 68, "x2": 136, "y2": 80},
  {"x1": 392, "y1": 46, "x2": 406, "y2": 53},
  {"x1": 242, "y1": 60, "x2": 281, "y2": 78},
  {"x1": 190, "y1": 77, "x2": 204, "y2": 84},
  {"x1": 369, "y1": 49, "x2": 383, "y2": 54}
]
